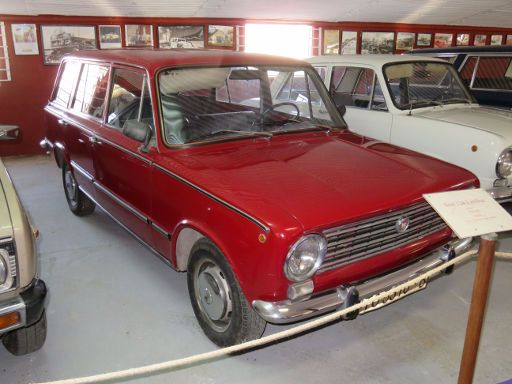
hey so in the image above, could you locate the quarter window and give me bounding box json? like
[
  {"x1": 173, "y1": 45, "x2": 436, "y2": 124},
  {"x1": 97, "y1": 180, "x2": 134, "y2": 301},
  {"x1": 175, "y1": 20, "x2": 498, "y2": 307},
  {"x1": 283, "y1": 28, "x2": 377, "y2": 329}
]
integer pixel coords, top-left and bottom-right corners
[
  {"x1": 53, "y1": 61, "x2": 81, "y2": 108},
  {"x1": 71, "y1": 63, "x2": 109, "y2": 118},
  {"x1": 472, "y1": 56, "x2": 512, "y2": 90},
  {"x1": 330, "y1": 66, "x2": 387, "y2": 111}
]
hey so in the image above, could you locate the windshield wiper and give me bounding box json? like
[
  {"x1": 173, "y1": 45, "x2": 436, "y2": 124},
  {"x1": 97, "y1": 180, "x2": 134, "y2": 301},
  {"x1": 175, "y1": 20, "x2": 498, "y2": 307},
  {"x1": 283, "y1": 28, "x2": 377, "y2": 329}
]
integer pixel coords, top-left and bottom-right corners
[{"x1": 189, "y1": 129, "x2": 272, "y2": 143}]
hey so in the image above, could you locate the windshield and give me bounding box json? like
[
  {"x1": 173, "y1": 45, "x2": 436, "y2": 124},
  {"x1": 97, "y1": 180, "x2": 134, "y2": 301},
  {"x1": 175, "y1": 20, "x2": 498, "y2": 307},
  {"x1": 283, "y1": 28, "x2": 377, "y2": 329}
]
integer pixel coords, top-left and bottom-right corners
[
  {"x1": 158, "y1": 65, "x2": 345, "y2": 145},
  {"x1": 383, "y1": 61, "x2": 473, "y2": 110}
]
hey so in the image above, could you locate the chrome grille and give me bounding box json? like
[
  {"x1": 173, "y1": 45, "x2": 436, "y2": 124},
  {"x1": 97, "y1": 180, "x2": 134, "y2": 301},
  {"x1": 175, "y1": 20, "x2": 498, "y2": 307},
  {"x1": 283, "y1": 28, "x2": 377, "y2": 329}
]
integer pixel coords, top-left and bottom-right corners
[{"x1": 320, "y1": 202, "x2": 447, "y2": 272}]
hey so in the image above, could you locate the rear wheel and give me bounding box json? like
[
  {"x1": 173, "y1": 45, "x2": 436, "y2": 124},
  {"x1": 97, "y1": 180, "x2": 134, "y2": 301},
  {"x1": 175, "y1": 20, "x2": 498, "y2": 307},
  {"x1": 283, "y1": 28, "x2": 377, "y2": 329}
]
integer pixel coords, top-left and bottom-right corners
[
  {"x1": 187, "y1": 239, "x2": 266, "y2": 347},
  {"x1": 62, "y1": 162, "x2": 95, "y2": 216},
  {"x1": 2, "y1": 310, "x2": 47, "y2": 356}
]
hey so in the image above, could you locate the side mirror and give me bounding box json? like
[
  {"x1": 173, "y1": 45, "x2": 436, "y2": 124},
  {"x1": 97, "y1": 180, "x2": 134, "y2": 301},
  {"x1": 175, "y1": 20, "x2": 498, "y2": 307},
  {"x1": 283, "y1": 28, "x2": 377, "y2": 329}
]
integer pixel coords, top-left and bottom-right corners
[
  {"x1": 0, "y1": 125, "x2": 20, "y2": 141},
  {"x1": 336, "y1": 104, "x2": 347, "y2": 117},
  {"x1": 122, "y1": 120, "x2": 152, "y2": 153}
]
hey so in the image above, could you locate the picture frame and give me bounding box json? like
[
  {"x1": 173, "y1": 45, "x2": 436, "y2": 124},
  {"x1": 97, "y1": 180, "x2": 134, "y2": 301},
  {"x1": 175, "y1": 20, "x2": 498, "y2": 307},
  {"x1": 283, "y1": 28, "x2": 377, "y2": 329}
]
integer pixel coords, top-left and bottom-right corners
[
  {"x1": 456, "y1": 33, "x2": 470, "y2": 46},
  {"x1": 361, "y1": 32, "x2": 394, "y2": 54},
  {"x1": 340, "y1": 31, "x2": 357, "y2": 54},
  {"x1": 474, "y1": 34, "x2": 487, "y2": 46},
  {"x1": 434, "y1": 33, "x2": 453, "y2": 48},
  {"x1": 99, "y1": 25, "x2": 121, "y2": 49},
  {"x1": 507, "y1": 35, "x2": 512, "y2": 46},
  {"x1": 158, "y1": 25, "x2": 204, "y2": 49},
  {"x1": 416, "y1": 33, "x2": 432, "y2": 47},
  {"x1": 41, "y1": 25, "x2": 97, "y2": 65},
  {"x1": 323, "y1": 29, "x2": 339, "y2": 55},
  {"x1": 490, "y1": 34, "x2": 503, "y2": 45},
  {"x1": 207, "y1": 25, "x2": 234, "y2": 48},
  {"x1": 125, "y1": 24, "x2": 153, "y2": 47},
  {"x1": 396, "y1": 32, "x2": 415, "y2": 50},
  {"x1": 11, "y1": 23, "x2": 39, "y2": 55}
]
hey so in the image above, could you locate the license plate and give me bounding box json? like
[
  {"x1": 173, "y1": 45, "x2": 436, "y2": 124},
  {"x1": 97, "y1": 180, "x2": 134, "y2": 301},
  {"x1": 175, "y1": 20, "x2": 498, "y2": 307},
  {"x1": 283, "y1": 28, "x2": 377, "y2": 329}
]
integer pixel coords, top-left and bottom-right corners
[{"x1": 359, "y1": 277, "x2": 428, "y2": 315}]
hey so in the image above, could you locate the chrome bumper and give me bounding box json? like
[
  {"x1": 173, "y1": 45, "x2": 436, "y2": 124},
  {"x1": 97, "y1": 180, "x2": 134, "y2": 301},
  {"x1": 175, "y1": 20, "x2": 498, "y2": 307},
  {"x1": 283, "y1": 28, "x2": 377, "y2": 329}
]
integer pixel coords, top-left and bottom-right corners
[
  {"x1": 488, "y1": 186, "x2": 512, "y2": 203},
  {"x1": 39, "y1": 138, "x2": 53, "y2": 151},
  {"x1": 253, "y1": 237, "x2": 473, "y2": 324}
]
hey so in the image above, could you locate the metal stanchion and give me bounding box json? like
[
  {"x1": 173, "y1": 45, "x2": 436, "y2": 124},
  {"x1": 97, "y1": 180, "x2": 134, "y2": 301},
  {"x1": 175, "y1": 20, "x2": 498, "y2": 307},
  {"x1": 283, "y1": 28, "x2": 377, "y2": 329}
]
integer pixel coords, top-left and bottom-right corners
[{"x1": 458, "y1": 233, "x2": 497, "y2": 384}]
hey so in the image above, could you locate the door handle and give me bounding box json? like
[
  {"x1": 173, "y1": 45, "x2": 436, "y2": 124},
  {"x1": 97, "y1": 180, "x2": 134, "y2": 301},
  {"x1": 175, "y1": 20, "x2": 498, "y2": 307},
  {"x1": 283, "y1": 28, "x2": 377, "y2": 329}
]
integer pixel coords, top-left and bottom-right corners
[
  {"x1": 57, "y1": 118, "x2": 69, "y2": 126},
  {"x1": 88, "y1": 136, "x2": 102, "y2": 145}
]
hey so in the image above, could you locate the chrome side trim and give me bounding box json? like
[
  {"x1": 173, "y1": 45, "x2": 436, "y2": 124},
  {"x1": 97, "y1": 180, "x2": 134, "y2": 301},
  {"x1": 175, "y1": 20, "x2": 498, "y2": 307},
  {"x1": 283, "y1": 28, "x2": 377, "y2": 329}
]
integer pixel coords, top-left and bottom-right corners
[
  {"x1": 253, "y1": 237, "x2": 473, "y2": 324},
  {"x1": 93, "y1": 182, "x2": 148, "y2": 224},
  {"x1": 70, "y1": 160, "x2": 94, "y2": 182},
  {"x1": 153, "y1": 163, "x2": 270, "y2": 233},
  {"x1": 151, "y1": 222, "x2": 170, "y2": 239},
  {"x1": 78, "y1": 186, "x2": 175, "y2": 270}
]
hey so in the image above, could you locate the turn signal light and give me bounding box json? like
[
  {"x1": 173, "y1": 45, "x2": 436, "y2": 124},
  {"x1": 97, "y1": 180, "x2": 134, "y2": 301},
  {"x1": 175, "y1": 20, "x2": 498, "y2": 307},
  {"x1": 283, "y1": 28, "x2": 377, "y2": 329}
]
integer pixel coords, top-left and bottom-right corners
[{"x1": 0, "y1": 312, "x2": 20, "y2": 331}]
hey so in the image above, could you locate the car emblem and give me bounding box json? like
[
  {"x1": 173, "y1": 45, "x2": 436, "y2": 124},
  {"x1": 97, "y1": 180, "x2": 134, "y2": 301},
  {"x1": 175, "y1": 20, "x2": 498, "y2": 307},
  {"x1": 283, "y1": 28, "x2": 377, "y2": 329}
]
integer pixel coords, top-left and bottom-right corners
[{"x1": 395, "y1": 216, "x2": 410, "y2": 234}]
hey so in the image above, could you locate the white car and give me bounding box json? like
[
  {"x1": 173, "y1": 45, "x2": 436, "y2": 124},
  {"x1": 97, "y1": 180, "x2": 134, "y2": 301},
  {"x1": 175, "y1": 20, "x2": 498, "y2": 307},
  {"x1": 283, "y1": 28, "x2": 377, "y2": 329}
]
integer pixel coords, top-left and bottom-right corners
[{"x1": 276, "y1": 55, "x2": 512, "y2": 203}]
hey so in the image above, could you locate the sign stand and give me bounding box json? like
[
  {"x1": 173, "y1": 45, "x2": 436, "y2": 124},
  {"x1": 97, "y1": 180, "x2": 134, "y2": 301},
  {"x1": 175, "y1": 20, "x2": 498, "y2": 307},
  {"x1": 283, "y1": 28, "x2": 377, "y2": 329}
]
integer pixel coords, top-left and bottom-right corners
[{"x1": 457, "y1": 233, "x2": 497, "y2": 384}]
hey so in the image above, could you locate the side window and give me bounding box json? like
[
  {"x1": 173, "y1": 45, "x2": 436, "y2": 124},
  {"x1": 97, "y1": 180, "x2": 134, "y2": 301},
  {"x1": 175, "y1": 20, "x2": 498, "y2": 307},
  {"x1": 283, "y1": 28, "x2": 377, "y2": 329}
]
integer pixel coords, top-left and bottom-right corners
[
  {"x1": 472, "y1": 56, "x2": 512, "y2": 90},
  {"x1": 53, "y1": 61, "x2": 81, "y2": 108},
  {"x1": 71, "y1": 63, "x2": 109, "y2": 118},
  {"x1": 330, "y1": 66, "x2": 387, "y2": 111},
  {"x1": 313, "y1": 66, "x2": 327, "y2": 82},
  {"x1": 107, "y1": 68, "x2": 154, "y2": 131},
  {"x1": 276, "y1": 71, "x2": 322, "y2": 105}
]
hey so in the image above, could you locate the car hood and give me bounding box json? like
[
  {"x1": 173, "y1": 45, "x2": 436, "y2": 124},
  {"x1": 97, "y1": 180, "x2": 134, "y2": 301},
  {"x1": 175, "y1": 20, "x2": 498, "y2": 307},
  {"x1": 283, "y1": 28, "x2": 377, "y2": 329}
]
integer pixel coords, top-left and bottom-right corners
[
  {"x1": 414, "y1": 105, "x2": 512, "y2": 140},
  {"x1": 0, "y1": 159, "x2": 14, "y2": 239},
  {"x1": 160, "y1": 131, "x2": 477, "y2": 233}
]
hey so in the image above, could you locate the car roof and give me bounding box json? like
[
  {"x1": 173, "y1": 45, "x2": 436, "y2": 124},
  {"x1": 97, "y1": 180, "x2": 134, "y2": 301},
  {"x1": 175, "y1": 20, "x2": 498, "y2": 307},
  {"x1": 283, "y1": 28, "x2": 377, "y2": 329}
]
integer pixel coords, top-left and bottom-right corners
[
  {"x1": 306, "y1": 54, "x2": 447, "y2": 67},
  {"x1": 64, "y1": 49, "x2": 308, "y2": 73},
  {"x1": 409, "y1": 45, "x2": 512, "y2": 55}
]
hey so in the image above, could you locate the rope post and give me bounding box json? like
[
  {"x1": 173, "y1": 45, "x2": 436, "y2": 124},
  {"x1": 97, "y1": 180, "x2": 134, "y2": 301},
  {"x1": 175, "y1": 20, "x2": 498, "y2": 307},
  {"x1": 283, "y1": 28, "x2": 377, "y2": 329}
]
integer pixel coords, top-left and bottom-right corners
[{"x1": 457, "y1": 233, "x2": 497, "y2": 384}]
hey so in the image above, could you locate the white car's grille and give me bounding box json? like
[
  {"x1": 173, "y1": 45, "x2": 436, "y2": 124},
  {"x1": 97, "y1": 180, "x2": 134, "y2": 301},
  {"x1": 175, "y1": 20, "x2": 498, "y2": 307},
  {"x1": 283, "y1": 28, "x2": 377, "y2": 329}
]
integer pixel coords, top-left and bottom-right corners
[{"x1": 320, "y1": 202, "x2": 447, "y2": 272}]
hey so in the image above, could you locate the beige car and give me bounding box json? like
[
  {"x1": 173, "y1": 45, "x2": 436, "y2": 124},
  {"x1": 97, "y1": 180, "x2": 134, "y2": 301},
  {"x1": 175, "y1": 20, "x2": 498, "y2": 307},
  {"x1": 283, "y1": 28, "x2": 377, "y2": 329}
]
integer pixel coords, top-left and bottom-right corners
[{"x1": 0, "y1": 125, "x2": 47, "y2": 355}]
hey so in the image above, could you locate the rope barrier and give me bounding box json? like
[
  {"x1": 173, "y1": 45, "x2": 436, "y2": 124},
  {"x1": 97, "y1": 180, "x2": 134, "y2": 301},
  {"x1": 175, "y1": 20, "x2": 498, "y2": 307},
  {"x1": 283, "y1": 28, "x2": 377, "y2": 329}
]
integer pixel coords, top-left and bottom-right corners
[{"x1": 34, "y1": 248, "x2": 512, "y2": 384}]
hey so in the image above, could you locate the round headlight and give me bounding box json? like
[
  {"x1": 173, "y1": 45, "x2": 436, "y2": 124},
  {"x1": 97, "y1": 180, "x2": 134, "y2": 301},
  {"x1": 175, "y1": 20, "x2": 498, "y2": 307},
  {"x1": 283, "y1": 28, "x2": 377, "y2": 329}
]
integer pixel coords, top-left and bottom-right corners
[
  {"x1": 496, "y1": 149, "x2": 512, "y2": 178},
  {"x1": 284, "y1": 234, "x2": 327, "y2": 282},
  {"x1": 0, "y1": 251, "x2": 7, "y2": 285}
]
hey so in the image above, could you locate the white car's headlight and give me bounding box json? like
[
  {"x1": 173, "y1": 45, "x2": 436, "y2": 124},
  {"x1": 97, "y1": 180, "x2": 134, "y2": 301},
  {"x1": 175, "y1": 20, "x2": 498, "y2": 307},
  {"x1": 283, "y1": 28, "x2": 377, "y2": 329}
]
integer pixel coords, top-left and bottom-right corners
[
  {"x1": 284, "y1": 234, "x2": 327, "y2": 282},
  {"x1": 496, "y1": 148, "x2": 512, "y2": 178}
]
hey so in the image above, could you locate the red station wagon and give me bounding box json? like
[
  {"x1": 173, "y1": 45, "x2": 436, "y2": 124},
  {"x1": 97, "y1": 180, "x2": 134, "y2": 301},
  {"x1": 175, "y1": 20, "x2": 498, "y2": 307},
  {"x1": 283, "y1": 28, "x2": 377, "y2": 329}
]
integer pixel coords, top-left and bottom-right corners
[{"x1": 42, "y1": 50, "x2": 478, "y2": 346}]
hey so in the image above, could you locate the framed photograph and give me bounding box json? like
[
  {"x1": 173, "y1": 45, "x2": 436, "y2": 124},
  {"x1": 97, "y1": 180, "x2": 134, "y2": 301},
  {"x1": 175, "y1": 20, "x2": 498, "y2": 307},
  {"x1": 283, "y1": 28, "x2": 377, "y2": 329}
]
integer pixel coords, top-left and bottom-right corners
[
  {"x1": 361, "y1": 32, "x2": 394, "y2": 54},
  {"x1": 507, "y1": 35, "x2": 512, "y2": 46},
  {"x1": 474, "y1": 34, "x2": 487, "y2": 46},
  {"x1": 434, "y1": 33, "x2": 453, "y2": 48},
  {"x1": 456, "y1": 33, "x2": 470, "y2": 46},
  {"x1": 207, "y1": 25, "x2": 234, "y2": 48},
  {"x1": 323, "y1": 29, "x2": 339, "y2": 54},
  {"x1": 396, "y1": 32, "x2": 415, "y2": 50},
  {"x1": 125, "y1": 25, "x2": 153, "y2": 47},
  {"x1": 41, "y1": 25, "x2": 97, "y2": 65},
  {"x1": 158, "y1": 25, "x2": 204, "y2": 49},
  {"x1": 416, "y1": 33, "x2": 432, "y2": 47},
  {"x1": 11, "y1": 23, "x2": 39, "y2": 55},
  {"x1": 99, "y1": 25, "x2": 121, "y2": 49},
  {"x1": 491, "y1": 34, "x2": 503, "y2": 45},
  {"x1": 340, "y1": 31, "x2": 357, "y2": 54}
]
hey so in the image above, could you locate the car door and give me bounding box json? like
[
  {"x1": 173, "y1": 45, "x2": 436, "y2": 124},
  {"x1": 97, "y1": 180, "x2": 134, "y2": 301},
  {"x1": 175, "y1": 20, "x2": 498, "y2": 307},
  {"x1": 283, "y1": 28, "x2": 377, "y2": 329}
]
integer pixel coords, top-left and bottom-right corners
[
  {"x1": 60, "y1": 61, "x2": 109, "y2": 196},
  {"x1": 92, "y1": 66, "x2": 154, "y2": 246},
  {"x1": 326, "y1": 65, "x2": 393, "y2": 142}
]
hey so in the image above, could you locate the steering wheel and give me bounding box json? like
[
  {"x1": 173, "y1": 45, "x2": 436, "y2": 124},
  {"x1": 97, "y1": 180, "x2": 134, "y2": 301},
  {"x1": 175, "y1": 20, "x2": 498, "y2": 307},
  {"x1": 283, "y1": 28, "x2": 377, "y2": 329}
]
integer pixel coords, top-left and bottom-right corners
[{"x1": 261, "y1": 102, "x2": 301, "y2": 122}]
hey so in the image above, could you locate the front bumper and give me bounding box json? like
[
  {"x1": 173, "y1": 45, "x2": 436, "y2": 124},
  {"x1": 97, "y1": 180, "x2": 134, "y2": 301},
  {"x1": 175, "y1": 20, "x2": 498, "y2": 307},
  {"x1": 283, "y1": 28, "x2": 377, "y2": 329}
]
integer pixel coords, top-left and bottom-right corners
[
  {"x1": 488, "y1": 185, "x2": 512, "y2": 203},
  {"x1": 253, "y1": 237, "x2": 473, "y2": 324},
  {"x1": 0, "y1": 279, "x2": 47, "y2": 334}
]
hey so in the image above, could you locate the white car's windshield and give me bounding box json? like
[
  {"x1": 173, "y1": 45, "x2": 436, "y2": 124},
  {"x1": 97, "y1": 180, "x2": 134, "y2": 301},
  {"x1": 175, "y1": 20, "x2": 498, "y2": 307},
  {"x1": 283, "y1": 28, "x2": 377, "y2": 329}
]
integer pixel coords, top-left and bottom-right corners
[
  {"x1": 158, "y1": 65, "x2": 346, "y2": 145},
  {"x1": 383, "y1": 61, "x2": 474, "y2": 110}
]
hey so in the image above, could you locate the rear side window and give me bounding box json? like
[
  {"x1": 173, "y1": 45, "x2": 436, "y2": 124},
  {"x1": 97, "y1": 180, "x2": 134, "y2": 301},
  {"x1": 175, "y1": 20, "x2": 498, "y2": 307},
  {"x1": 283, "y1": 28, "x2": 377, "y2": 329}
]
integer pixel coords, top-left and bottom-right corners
[
  {"x1": 53, "y1": 61, "x2": 81, "y2": 108},
  {"x1": 71, "y1": 63, "x2": 109, "y2": 118},
  {"x1": 107, "y1": 68, "x2": 154, "y2": 131}
]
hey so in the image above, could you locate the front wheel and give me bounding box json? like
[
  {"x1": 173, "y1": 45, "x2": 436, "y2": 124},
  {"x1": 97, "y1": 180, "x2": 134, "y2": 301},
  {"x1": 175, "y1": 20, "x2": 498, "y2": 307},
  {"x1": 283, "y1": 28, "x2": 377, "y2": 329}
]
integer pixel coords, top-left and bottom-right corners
[
  {"x1": 187, "y1": 239, "x2": 266, "y2": 347},
  {"x1": 2, "y1": 310, "x2": 47, "y2": 356},
  {"x1": 62, "y1": 162, "x2": 95, "y2": 216}
]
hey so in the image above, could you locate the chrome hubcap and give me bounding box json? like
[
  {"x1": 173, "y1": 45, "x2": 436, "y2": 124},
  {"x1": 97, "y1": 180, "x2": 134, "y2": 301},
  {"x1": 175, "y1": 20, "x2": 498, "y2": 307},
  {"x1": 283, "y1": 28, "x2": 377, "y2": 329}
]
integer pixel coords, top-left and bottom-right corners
[
  {"x1": 64, "y1": 169, "x2": 77, "y2": 204},
  {"x1": 195, "y1": 262, "x2": 232, "y2": 332}
]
